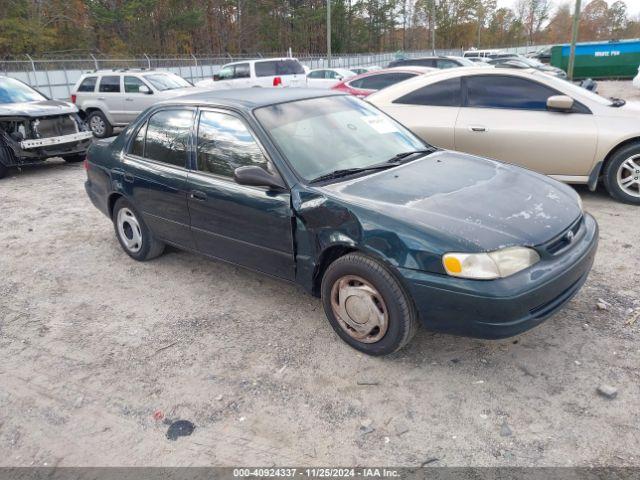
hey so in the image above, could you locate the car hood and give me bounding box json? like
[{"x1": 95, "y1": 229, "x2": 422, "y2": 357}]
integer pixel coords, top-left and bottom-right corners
[
  {"x1": 0, "y1": 99, "x2": 78, "y2": 117},
  {"x1": 317, "y1": 151, "x2": 581, "y2": 252}
]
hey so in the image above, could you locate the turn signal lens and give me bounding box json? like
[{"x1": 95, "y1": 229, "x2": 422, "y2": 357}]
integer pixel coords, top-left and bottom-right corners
[{"x1": 443, "y1": 247, "x2": 540, "y2": 280}]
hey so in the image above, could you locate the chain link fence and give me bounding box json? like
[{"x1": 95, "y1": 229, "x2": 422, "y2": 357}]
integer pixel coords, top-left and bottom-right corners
[{"x1": 0, "y1": 50, "x2": 466, "y2": 99}]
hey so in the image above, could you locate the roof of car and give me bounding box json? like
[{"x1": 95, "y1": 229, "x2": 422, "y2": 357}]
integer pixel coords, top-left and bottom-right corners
[{"x1": 161, "y1": 88, "x2": 344, "y2": 110}]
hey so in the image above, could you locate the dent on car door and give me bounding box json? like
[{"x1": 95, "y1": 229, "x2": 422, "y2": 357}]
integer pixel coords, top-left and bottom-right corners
[
  {"x1": 120, "y1": 108, "x2": 196, "y2": 249},
  {"x1": 454, "y1": 74, "x2": 598, "y2": 176},
  {"x1": 186, "y1": 109, "x2": 295, "y2": 280},
  {"x1": 382, "y1": 77, "x2": 461, "y2": 150}
]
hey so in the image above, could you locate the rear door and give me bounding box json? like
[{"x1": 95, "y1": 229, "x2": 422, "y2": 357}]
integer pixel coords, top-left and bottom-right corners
[
  {"x1": 119, "y1": 108, "x2": 195, "y2": 248},
  {"x1": 380, "y1": 77, "x2": 462, "y2": 149},
  {"x1": 122, "y1": 76, "x2": 155, "y2": 123},
  {"x1": 187, "y1": 108, "x2": 295, "y2": 280},
  {"x1": 454, "y1": 74, "x2": 598, "y2": 176},
  {"x1": 97, "y1": 75, "x2": 125, "y2": 124}
]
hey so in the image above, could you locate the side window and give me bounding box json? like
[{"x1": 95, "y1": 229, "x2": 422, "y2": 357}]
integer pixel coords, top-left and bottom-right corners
[
  {"x1": 130, "y1": 121, "x2": 147, "y2": 157},
  {"x1": 394, "y1": 78, "x2": 462, "y2": 107},
  {"x1": 234, "y1": 63, "x2": 250, "y2": 79},
  {"x1": 124, "y1": 76, "x2": 147, "y2": 93},
  {"x1": 144, "y1": 109, "x2": 193, "y2": 167},
  {"x1": 356, "y1": 73, "x2": 414, "y2": 90},
  {"x1": 217, "y1": 66, "x2": 234, "y2": 80},
  {"x1": 326, "y1": 71, "x2": 339, "y2": 79},
  {"x1": 196, "y1": 110, "x2": 268, "y2": 178},
  {"x1": 466, "y1": 75, "x2": 559, "y2": 110},
  {"x1": 308, "y1": 70, "x2": 324, "y2": 79},
  {"x1": 78, "y1": 77, "x2": 97, "y2": 92},
  {"x1": 414, "y1": 59, "x2": 435, "y2": 67},
  {"x1": 99, "y1": 76, "x2": 120, "y2": 93}
]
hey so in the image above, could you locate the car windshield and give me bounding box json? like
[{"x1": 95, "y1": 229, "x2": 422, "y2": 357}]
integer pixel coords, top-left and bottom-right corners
[
  {"x1": 143, "y1": 73, "x2": 191, "y2": 91},
  {"x1": 255, "y1": 95, "x2": 428, "y2": 182},
  {"x1": 452, "y1": 57, "x2": 476, "y2": 66},
  {"x1": 0, "y1": 77, "x2": 47, "y2": 104}
]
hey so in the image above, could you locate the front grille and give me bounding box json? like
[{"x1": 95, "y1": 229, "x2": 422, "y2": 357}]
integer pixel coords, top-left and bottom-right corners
[
  {"x1": 34, "y1": 115, "x2": 78, "y2": 138},
  {"x1": 545, "y1": 215, "x2": 583, "y2": 255}
]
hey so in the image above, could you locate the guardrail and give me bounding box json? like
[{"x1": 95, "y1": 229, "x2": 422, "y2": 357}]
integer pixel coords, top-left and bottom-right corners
[{"x1": 0, "y1": 50, "x2": 464, "y2": 100}]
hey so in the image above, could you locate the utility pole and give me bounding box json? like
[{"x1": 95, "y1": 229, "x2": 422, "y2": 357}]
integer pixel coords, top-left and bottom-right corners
[
  {"x1": 431, "y1": 0, "x2": 436, "y2": 54},
  {"x1": 568, "y1": 0, "x2": 582, "y2": 80},
  {"x1": 327, "y1": 0, "x2": 332, "y2": 68}
]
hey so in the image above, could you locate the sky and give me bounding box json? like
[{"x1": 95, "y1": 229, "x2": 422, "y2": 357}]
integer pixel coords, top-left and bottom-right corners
[{"x1": 496, "y1": 0, "x2": 640, "y2": 16}]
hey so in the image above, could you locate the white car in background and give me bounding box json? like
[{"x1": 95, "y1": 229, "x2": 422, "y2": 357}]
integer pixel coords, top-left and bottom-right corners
[
  {"x1": 71, "y1": 69, "x2": 198, "y2": 138},
  {"x1": 306, "y1": 68, "x2": 356, "y2": 89},
  {"x1": 195, "y1": 58, "x2": 307, "y2": 89}
]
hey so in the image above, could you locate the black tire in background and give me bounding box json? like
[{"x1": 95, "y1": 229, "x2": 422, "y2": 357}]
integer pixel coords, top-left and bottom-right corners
[
  {"x1": 321, "y1": 252, "x2": 419, "y2": 356},
  {"x1": 112, "y1": 197, "x2": 165, "y2": 261},
  {"x1": 0, "y1": 141, "x2": 14, "y2": 179},
  {"x1": 0, "y1": 161, "x2": 7, "y2": 179},
  {"x1": 86, "y1": 110, "x2": 113, "y2": 138},
  {"x1": 63, "y1": 154, "x2": 86, "y2": 163},
  {"x1": 603, "y1": 143, "x2": 640, "y2": 205}
]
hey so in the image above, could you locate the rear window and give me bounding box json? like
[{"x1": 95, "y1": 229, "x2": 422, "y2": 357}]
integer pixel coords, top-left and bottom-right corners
[
  {"x1": 99, "y1": 76, "x2": 120, "y2": 93},
  {"x1": 255, "y1": 60, "x2": 305, "y2": 77},
  {"x1": 394, "y1": 78, "x2": 462, "y2": 107},
  {"x1": 350, "y1": 72, "x2": 414, "y2": 90},
  {"x1": 78, "y1": 77, "x2": 97, "y2": 92}
]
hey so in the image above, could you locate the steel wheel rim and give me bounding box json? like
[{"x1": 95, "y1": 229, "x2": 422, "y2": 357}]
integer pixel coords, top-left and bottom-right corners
[
  {"x1": 617, "y1": 154, "x2": 640, "y2": 198},
  {"x1": 90, "y1": 116, "x2": 105, "y2": 136},
  {"x1": 117, "y1": 208, "x2": 143, "y2": 253},
  {"x1": 330, "y1": 275, "x2": 388, "y2": 343}
]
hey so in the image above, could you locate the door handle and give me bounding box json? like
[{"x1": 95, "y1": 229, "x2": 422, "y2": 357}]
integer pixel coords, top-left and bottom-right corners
[
  {"x1": 123, "y1": 172, "x2": 134, "y2": 183},
  {"x1": 97, "y1": 97, "x2": 105, "y2": 101},
  {"x1": 189, "y1": 190, "x2": 207, "y2": 201},
  {"x1": 469, "y1": 125, "x2": 487, "y2": 132},
  {"x1": 125, "y1": 98, "x2": 134, "y2": 102}
]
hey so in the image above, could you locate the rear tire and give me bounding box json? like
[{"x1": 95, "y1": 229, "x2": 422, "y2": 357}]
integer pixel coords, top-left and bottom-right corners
[
  {"x1": 87, "y1": 111, "x2": 113, "y2": 138},
  {"x1": 603, "y1": 143, "x2": 640, "y2": 205},
  {"x1": 321, "y1": 253, "x2": 418, "y2": 356},
  {"x1": 112, "y1": 197, "x2": 164, "y2": 261},
  {"x1": 0, "y1": 142, "x2": 13, "y2": 179},
  {"x1": 0, "y1": 161, "x2": 7, "y2": 179}
]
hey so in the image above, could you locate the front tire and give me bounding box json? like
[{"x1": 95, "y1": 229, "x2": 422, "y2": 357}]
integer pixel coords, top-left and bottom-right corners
[
  {"x1": 321, "y1": 253, "x2": 418, "y2": 356},
  {"x1": 112, "y1": 198, "x2": 164, "y2": 261},
  {"x1": 0, "y1": 162, "x2": 7, "y2": 179},
  {"x1": 87, "y1": 111, "x2": 113, "y2": 138},
  {"x1": 603, "y1": 143, "x2": 640, "y2": 205}
]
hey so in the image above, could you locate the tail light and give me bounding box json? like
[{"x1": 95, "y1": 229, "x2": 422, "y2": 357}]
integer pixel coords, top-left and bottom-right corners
[
  {"x1": 273, "y1": 76, "x2": 282, "y2": 87},
  {"x1": 71, "y1": 94, "x2": 77, "y2": 103}
]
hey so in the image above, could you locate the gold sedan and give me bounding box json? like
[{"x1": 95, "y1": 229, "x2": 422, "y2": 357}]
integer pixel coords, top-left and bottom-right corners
[{"x1": 368, "y1": 67, "x2": 640, "y2": 204}]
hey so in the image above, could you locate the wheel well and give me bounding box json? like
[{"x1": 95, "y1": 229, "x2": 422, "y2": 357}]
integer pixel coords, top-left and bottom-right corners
[
  {"x1": 602, "y1": 137, "x2": 640, "y2": 174},
  {"x1": 107, "y1": 193, "x2": 123, "y2": 219},
  {"x1": 312, "y1": 245, "x2": 358, "y2": 296}
]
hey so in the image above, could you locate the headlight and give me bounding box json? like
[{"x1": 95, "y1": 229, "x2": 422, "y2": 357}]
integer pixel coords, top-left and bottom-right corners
[{"x1": 443, "y1": 247, "x2": 540, "y2": 280}]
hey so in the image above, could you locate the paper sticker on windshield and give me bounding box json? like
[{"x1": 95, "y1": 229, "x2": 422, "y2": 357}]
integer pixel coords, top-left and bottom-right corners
[{"x1": 362, "y1": 116, "x2": 399, "y2": 134}]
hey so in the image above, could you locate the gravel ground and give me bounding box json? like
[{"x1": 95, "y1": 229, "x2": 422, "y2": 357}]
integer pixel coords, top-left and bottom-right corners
[{"x1": 0, "y1": 81, "x2": 639, "y2": 467}]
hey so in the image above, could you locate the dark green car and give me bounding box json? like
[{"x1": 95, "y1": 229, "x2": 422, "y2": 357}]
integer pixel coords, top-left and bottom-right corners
[{"x1": 85, "y1": 89, "x2": 598, "y2": 356}]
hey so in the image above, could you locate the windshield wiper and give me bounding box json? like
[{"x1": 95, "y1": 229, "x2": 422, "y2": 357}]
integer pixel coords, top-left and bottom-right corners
[
  {"x1": 309, "y1": 164, "x2": 397, "y2": 184},
  {"x1": 610, "y1": 97, "x2": 626, "y2": 107},
  {"x1": 309, "y1": 149, "x2": 437, "y2": 184},
  {"x1": 386, "y1": 148, "x2": 436, "y2": 163}
]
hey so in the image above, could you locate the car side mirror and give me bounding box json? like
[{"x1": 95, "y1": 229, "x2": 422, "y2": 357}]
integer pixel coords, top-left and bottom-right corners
[
  {"x1": 213, "y1": 74, "x2": 221, "y2": 81},
  {"x1": 336, "y1": 75, "x2": 343, "y2": 81},
  {"x1": 547, "y1": 95, "x2": 574, "y2": 112},
  {"x1": 139, "y1": 85, "x2": 151, "y2": 94},
  {"x1": 234, "y1": 166, "x2": 286, "y2": 191}
]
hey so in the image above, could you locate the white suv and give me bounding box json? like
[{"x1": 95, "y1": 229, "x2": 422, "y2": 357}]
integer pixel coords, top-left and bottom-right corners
[
  {"x1": 71, "y1": 70, "x2": 198, "y2": 137},
  {"x1": 195, "y1": 58, "x2": 307, "y2": 89}
]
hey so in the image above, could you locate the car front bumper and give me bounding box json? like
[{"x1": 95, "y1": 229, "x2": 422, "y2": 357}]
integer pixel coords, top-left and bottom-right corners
[{"x1": 398, "y1": 213, "x2": 599, "y2": 339}]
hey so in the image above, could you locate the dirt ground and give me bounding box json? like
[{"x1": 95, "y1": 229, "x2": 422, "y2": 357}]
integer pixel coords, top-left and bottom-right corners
[{"x1": 1, "y1": 81, "x2": 639, "y2": 468}]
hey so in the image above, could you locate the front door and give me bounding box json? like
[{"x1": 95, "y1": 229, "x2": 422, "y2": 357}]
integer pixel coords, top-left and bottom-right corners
[
  {"x1": 122, "y1": 76, "x2": 156, "y2": 123},
  {"x1": 187, "y1": 108, "x2": 295, "y2": 280},
  {"x1": 455, "y1": 74, "x2": 598, "y2": 176},
  {"x1": 119, "y1": 108, "x2": 195, "y2": 249}
]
